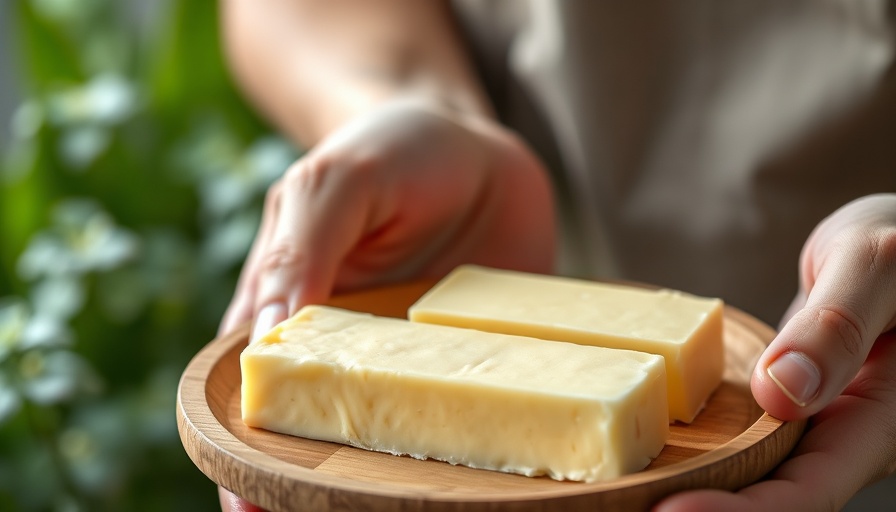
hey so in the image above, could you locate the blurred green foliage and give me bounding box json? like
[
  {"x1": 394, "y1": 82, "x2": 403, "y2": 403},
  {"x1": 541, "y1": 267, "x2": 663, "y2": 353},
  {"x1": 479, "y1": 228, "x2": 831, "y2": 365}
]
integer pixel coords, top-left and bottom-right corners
[{"x1": 0, "y1": 1, "x2": 299, "y2": 510}]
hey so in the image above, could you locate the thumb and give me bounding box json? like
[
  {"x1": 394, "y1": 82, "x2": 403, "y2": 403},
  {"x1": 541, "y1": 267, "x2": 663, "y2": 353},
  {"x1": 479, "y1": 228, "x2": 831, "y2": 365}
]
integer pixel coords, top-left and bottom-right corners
[{"x1": 752, "y1": 218, "x2": 896, "y2": 420}]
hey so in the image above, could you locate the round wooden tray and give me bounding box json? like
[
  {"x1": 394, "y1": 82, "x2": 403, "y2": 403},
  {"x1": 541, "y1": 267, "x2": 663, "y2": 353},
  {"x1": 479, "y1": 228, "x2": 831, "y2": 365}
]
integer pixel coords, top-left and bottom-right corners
[{"x1": 177, "y1": 281, "x2": 805, "y2": 511}]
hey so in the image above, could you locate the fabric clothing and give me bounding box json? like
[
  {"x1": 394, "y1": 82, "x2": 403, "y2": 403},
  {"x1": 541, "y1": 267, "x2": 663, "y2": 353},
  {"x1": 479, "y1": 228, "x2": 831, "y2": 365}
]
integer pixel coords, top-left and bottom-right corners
[
  {"x1": 452, "y1": 0, "x2": 896, "y2": 326},
  {"x1": 451, "y1": 3, "x2": 896, "y2": 507}
]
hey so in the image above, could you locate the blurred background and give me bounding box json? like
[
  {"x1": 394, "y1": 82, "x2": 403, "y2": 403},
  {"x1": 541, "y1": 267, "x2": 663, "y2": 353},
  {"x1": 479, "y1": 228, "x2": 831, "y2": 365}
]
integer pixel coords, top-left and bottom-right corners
[
  {"x1": 0, "y1": 0, "x2": 298, "y2": 510},
  {"x1": 2, "y1": 1, "x2": 894, "y2": 511}
]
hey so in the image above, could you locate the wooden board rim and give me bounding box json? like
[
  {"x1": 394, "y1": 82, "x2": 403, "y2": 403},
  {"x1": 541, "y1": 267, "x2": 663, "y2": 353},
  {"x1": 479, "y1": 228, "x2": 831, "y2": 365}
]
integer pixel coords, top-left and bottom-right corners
[{"x1": 177, "y1": 281, "x2": 806, "y2": 510}]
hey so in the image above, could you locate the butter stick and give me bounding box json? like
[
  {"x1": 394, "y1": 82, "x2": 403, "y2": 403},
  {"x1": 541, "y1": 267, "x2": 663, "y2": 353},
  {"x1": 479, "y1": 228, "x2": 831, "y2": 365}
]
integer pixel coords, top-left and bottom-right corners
[
  {"x1": 409, "y1": 265, "x2": 724, "y2": 423},
  {"x1": 241, "y1": 305, "x2": 668, "y2": 482}
]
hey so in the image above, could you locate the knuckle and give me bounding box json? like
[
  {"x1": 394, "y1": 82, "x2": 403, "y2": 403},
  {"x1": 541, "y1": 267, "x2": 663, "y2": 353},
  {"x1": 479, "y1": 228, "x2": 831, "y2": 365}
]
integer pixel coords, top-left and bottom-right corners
[
  {"x1": 257, "y1": 243, "x2": 307, "y2": 276},
  {"x1": 283, "y1": 157, "x2": 329, "y2": 190},
  {"x1": 280, "y1": 154, "x2": 375, "y2": 194},
  {"x1": 813, "y1": 304, "x2": 868, "y2": 358},
  {"x1": 868, "y1": 227, "x2": 896, "y2": 275}
]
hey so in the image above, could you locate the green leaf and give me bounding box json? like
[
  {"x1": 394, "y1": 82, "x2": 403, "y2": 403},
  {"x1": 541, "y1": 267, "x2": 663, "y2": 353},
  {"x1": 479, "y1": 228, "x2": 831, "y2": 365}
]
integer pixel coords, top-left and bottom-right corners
[{"x1": 16, "y1": 0, "x2": 85, "y2": 88}]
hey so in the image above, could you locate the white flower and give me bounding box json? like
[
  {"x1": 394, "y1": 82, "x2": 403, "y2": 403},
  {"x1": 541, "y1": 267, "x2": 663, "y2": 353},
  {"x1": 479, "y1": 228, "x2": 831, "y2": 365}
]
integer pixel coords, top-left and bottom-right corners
[
  {"x1": 59, "y1": 125, "x2": 110, "y2": 170},
  {"x1": 17, "y1": 199, "x2": 138, "y2": 280},
  {"x1": 47, "y1": 73, "x2": 137, "y2": 127},
  {"x1": 30, "y1": 276, "x2": 85, "y2": 322},
  {"x1": 0, "y1": 300, "x2": 28, "y2": 361},
  {"x1": 82, "y1": 74, "x2": 137, "y2": 125},
  {"x1": 10, "y1": 100, "x2": 44, "y2": 141},
  {"x1": 20, "y1": 349, "x2": 101, "y2": 405}
]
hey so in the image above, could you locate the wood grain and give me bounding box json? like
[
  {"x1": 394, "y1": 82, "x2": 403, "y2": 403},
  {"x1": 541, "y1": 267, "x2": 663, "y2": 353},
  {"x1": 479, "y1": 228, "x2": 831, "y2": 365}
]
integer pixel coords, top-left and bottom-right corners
[{"x1": 177, "y1": 280, "x2": 806, "y2": 511}]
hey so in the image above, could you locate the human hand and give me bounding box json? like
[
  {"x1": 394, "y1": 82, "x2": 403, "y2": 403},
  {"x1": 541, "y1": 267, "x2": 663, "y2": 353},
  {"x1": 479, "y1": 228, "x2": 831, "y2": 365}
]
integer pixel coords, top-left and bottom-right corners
[
  {"x1": 219, "y1": 98, "x2": 555, "y2": 338},
  {"x1": 656, "y1": 193, "x2": 896, "y2": 511},
  {"x1": 217, "y1": 99, "x2": 555, "y2": 510}
]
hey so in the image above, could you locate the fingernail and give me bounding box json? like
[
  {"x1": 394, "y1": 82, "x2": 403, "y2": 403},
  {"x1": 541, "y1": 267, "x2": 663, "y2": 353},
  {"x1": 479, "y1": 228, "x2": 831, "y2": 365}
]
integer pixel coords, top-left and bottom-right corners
[
  {"x1": 766, "y1": 351, "x2": 821, "y2": 407},
  {"x1": 252, "y1": 303, "x2": 288, "y2": 343}
]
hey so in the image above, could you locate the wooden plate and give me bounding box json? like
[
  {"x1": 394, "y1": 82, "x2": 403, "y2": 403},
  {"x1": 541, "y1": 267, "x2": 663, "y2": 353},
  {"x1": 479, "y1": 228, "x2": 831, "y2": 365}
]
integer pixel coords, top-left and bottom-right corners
[{"x1": 177, "y1": 280, "x2": 805, "y2": 511}]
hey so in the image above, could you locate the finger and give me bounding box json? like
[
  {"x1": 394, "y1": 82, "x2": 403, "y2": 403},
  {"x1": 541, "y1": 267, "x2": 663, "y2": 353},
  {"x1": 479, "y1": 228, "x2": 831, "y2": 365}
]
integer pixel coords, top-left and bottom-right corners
[
  {"x1": 655, "y1": 455, "x2": 866, "y2": 512},
  {"x1": 218, "y1": 182, "x2": 283, "y2": 337},
  {"x1": 658, "y1": 332, "x2": 896, "y2": 512},
  {"x1": 252, "y1": 156, "x2": 377, "y2": 322},
  {"x1": 752, "y1": 225, "x2": 896, "y2": 420},
  {"x1": 218, "y1": 486, "x2": 266, "y2": 512},
  {"x1": 218, "y1": 296, "x2": 252, "y2": 338}
]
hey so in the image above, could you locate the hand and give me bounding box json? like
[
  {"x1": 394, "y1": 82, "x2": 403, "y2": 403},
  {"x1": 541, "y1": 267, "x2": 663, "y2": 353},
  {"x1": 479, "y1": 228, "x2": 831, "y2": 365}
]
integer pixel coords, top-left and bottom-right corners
[
  {"x1": 217, "y1": 99, "x2": 555, "y2": 510},
  {"x1": 656, "y1": 193, "x2": 896, "y2": 511},
  {"x1": 219, "y1": 487, "x2": 265, "y2": 512},
  {"x1": 219, "y1": 98, "x2": 555, "y2": 337}
]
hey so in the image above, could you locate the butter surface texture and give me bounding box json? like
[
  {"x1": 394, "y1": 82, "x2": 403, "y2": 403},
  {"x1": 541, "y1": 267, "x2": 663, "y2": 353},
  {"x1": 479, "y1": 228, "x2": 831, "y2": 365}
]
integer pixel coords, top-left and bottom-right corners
[
  {"x1": 241, "y1": 305, "x2": 668, "y2": 482},
  {"x1": 408, "y1": 265, "x2": 724, "y2": 423}
]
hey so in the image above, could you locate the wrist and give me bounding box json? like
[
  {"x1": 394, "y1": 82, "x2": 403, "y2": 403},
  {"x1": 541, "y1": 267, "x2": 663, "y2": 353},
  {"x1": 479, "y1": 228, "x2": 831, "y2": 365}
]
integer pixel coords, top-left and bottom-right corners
[{"x1": 319, "y1": 87, "x2": 495, "y2": 140}]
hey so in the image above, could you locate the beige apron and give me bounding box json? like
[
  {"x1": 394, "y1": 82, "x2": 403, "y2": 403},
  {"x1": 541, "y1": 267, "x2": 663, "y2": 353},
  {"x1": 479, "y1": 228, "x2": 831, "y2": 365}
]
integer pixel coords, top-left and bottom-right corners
[{"x1": 452, "y1": 0, "x2": 896, "y2": 325}]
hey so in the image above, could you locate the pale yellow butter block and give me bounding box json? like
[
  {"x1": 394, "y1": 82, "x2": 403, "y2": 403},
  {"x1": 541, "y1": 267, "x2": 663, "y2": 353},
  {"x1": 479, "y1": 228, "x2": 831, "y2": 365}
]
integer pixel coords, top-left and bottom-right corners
[
  {"x1": 408, "y1": 265, "x2": 724, "y2": 423},
  {"x1": 241, "y1": 305, "x2": 668, "y2": 482}
]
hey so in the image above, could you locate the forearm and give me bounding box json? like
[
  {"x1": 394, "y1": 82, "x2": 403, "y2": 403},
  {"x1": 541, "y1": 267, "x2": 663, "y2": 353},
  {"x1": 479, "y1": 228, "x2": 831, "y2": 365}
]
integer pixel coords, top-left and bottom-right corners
[{"x1": 222, "y1": 0, "x2": 492, "y2": 147}]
